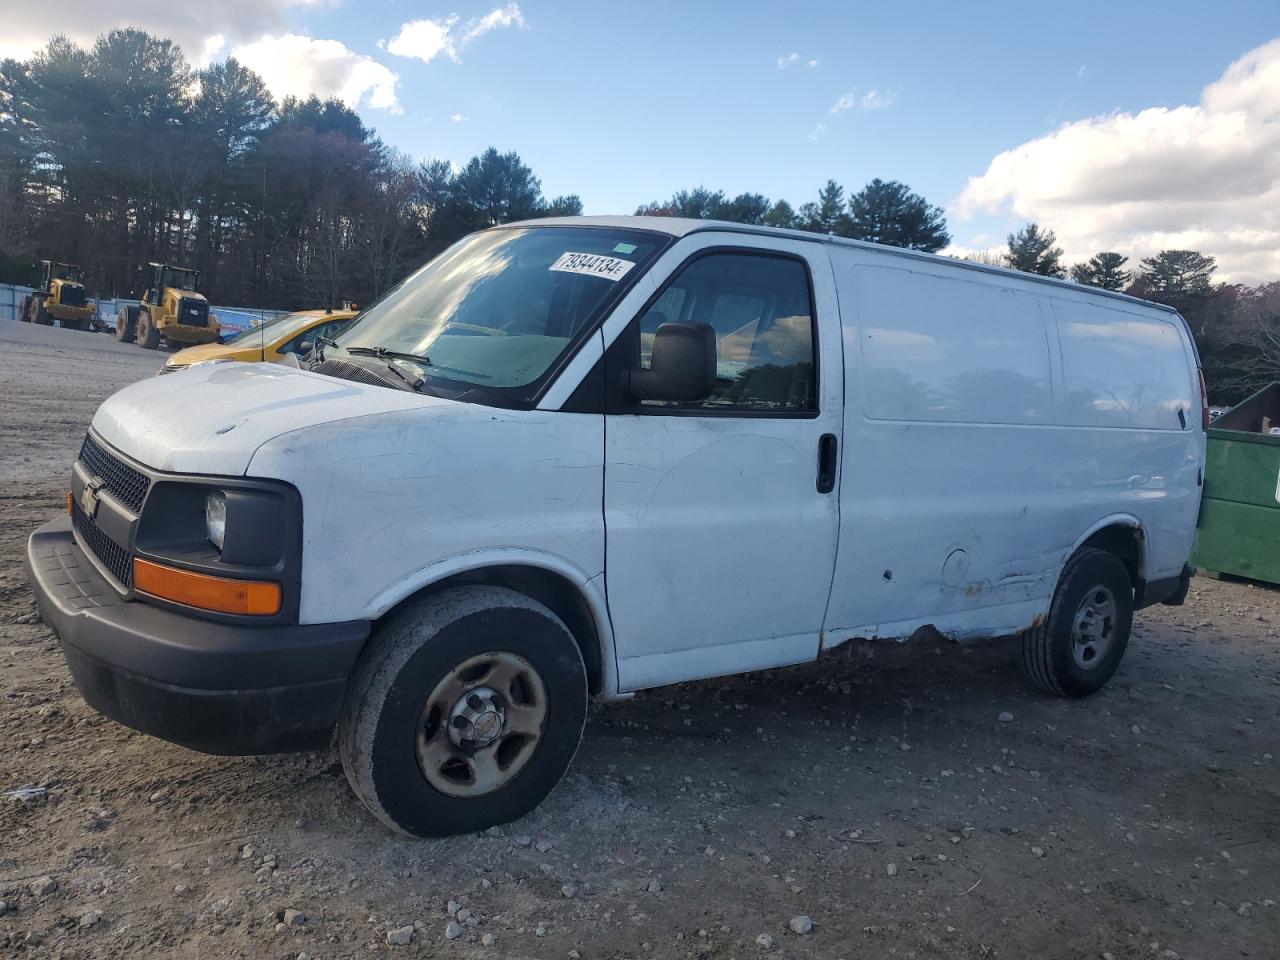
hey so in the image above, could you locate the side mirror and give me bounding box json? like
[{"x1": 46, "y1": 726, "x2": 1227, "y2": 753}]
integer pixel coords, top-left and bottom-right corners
[
  {"x1": 298, "y1": 340, "x2": 314, "y2": 356},
  {"x1": 625, "y1": 322, "x2": 716, "y2": 403}
]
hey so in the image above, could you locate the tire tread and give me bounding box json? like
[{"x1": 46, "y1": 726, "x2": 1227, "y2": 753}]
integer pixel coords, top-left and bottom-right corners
[
  {"x1": 1021, "y1": 548, "x2": 1129, "y2": 697},
  {"x1": 338, "y1": 585, "x2": 586, "y2": 836}
]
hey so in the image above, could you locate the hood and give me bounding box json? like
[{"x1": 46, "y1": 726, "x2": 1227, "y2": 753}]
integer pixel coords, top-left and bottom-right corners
[{"x1": 91, "y1": 362, "x2": 442, "y2": 475}]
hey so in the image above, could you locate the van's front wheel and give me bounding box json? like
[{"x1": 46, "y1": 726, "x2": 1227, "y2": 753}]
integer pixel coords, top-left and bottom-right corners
[
  {"x1": 338, "y1": 586, "x2": 588, "y2": 837},
  {"x1": 1021, "y1": 548, "x2": 1133, "y2": 697}
]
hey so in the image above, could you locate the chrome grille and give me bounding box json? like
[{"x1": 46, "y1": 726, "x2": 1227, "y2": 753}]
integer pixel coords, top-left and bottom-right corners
[
  {"x1": 72, "y1": 501, "x2": 132, "y2": 587},
  {"x1": 78, "y1": 434, "x2": 150, "y2": 513}
]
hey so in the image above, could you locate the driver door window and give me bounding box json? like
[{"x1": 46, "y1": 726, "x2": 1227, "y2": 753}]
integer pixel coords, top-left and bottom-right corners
[{"x1": 635, "y1": 252, "x2": 816, "y2": 414}]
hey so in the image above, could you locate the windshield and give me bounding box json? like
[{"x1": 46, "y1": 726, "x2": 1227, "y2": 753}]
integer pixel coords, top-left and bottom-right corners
[
  {"x1": 334, "y1": 226, "x2": 666, "y2": 404},
  {"x1": 225, "y1": 311, "x2": 320, "y2": 346},
  {"x1": 162, "y1": 268, "x2": 199, "y2": 291}
]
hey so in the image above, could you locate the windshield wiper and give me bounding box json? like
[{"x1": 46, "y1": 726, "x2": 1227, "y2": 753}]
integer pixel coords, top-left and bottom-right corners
[
  {"x1": 341, "y1": 345, "x2": 438, "y2": 395},
  {"x1": 344, "y1": 345, "x2": 432, "y2": 366}
]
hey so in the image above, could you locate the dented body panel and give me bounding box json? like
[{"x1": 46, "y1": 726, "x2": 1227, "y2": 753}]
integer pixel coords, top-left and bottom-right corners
[{"x1": 823, "y1": 250, "x2": 1203, "y2": 645}]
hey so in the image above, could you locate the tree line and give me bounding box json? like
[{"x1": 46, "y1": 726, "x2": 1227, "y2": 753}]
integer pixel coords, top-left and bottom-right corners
[
  {"x1": 635, "y1": 178, "x2": 951, "y2": 252},
  {"x1": 0, "y1": 30, "x2": 580, "y2": 308},
  {"x1": 1, "y1": 29, "x2": 1275, "y2": 403}
]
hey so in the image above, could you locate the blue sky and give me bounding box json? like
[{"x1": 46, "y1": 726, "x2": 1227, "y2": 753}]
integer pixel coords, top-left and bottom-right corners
[
  {"x1": 7, "y1": 1, "x2": 1280, "y2": 278},
  {"x1": 339, "y1": 2, "x2": 1269, "y2": 209}
]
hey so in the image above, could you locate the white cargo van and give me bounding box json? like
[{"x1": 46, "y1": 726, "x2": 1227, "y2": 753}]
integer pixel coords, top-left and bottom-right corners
[{"x1": 26, "y1": 217, "x2": 1205, "y2": 836}]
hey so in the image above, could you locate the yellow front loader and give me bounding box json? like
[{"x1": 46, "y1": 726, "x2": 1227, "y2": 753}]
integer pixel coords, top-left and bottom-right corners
[
  {"x1": 19, "y1": 261, "x2": 96, "y2": 330},
  {"x1": 115, "y1": 263, "x2": 220, "y2": 350}
]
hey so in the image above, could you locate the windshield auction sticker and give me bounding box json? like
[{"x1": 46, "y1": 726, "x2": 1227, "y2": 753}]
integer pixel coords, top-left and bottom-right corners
[{"x1": 550, "y1": 252, "x2": 636, "y2": 281}]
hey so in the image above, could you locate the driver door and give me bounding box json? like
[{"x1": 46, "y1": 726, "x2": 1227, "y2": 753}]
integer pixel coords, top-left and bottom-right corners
[{"x1": 602, "y1": 235, "x2": 844, "y2": 691}]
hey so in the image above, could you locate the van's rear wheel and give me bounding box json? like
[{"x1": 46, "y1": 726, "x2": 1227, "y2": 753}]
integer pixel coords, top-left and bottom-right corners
[
  {"x1": 338, "y1": 586, "x2": 588, "y2": 836},
  {"x1": 1022, "y1": 548, "x2": 1133, "y2": 697}
]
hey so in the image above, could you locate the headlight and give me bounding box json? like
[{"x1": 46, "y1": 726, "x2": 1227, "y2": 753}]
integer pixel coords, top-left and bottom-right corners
[{"x1": 205, "y1": 491, "x2": 226, "y2": 551}]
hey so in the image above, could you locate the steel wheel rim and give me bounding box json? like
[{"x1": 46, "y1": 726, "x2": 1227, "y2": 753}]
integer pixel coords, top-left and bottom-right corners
[
  {"x1": 1070, "y1": 585, "x2": 1116, "y2": 670},
  {"x1": 415, "y1": 651, "x2": 548, "y2": 798}
]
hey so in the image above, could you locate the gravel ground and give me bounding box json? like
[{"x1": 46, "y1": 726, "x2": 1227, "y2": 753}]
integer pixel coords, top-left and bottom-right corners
[{"x1": 1, "y1": 315, "x2": 1278, "y2": 959}]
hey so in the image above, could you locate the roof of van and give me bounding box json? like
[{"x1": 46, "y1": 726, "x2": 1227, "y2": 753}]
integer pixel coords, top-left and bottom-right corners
[{"x1": 508, "y1": 214, "x2": 1179, "y2": 315}]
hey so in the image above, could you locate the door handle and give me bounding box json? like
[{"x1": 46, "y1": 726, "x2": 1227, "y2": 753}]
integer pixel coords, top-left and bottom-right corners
[{"x1": 816, "y1": 433, "x2": 838, "y2": 494}]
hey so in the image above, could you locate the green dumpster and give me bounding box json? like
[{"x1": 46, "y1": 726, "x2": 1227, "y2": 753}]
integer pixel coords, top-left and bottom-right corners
[{"x1": 1192, "y1": 382, "x2": 1280, "y2": 584}]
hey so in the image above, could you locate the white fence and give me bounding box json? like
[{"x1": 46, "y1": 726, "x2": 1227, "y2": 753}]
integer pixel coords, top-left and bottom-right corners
[{"x1": 0, "y1": 282, "x2": 287, "y2": 336}]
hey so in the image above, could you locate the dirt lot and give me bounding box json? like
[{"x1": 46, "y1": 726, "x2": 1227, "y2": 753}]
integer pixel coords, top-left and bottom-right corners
[{"x1": 1, "y1": 316, "x2": 1277, "y2": 959}]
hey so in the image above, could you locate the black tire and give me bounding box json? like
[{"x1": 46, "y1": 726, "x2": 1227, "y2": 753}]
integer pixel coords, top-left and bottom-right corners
[
  {"x1": 115, "y1": 306, "x2": 137, "y2": 343},
  {"x1": 34, "y1": 299, "x2": 52, "y2": 325},
  {"x1": 339, "y1": 586, "x2": 588, "y2": 837},
  {"x1": 137, "y1": 308, "x2": 161, "y2": 349},
  {"x1": 18, "y1": 295, "x2": 31, "y2": 322},
  {"x1": 1021, "y1": 547, "x2": 1133, "y2": 697}
]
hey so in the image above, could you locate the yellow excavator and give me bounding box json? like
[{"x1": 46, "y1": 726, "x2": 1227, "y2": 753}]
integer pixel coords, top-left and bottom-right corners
[
  {"x1": 19, "y1": 261, "x2": 96, "y2": 330},
  {"x1": 116, "y1": 262, "x2": 220, "y2": 350}
]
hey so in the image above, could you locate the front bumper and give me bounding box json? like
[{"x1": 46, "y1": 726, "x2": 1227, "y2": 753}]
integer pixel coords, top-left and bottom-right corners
[{"x1": 25, "y1": 516, "x2": 369, "y2": 755}]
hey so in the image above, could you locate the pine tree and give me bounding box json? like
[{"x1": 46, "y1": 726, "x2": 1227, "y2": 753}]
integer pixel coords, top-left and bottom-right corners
[
  {"x1": 1140, "y1": 250, "x2": 1216, "y2": 296},
  {"x1": 1005, "y1": 223, "x2": 1065, "y2": 277},
  {"x1": 801, "y1": 180, "x2": 849, "y2": 234},
  {"x1": 762, "y1": 199, "x2": 797, "y2": 229},
  {"x1": 846, "y1": 178, "x2": 950, "y2": 252},
  {"x1": 1070, "y1": 252, "x2": 1131, "y2": 290}
]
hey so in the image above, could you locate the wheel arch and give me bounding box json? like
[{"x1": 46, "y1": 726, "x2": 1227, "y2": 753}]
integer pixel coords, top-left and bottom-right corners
[
  {"x1": 365, "y1": 553, "x2": 618, "y2": 699},
  {"x1": 1069, "y1": 515, "x2": 1147, "y2": 589}
]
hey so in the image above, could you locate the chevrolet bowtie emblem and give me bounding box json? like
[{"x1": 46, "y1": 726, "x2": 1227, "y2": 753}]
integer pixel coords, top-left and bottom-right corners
[{"x1": 80, "y1": 477, "x2": 104, "y2": 519}]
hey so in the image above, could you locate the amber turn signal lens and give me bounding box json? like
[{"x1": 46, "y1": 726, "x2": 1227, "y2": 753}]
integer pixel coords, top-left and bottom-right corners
[
  {"x1": 67, "y1": 491, "x2": 73, "y2": 515},
  {"x1": 133, "y1": 558, "x2": 281, "y2": 616}
]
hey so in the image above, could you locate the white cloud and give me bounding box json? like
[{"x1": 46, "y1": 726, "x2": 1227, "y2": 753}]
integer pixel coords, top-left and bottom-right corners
[
  {"x1": 828, "y1": 88, "x2": 894, "y2": 116},
  {"x1": 952, "y1": 37, "x2": 1280, "y2": 283},
  {"x1": 450, "y1": 112, "x2": 469, "y2": 123},
  {"x1": 777, "y1": 52, "x2": 818, "y2": 70},
  {"x1": 810, "y1": 87, "x2": 893, "y2": 140},
  {"x1": 387, "y1": 17, "x2": 459, "y2": 64},
  {"x1": 232, "y1": 34, "x2": 401, "y2": 113},
  {"x1": 386, "y1": 3, "x2": 526, "y2": 65},
  {"x1": 0, "y1": 0, "x2": 310, "y2": 67},
  {"x1": 830, "y1": 92, "x2": 856, "y2": 115},
  {"x1": 199, "y1": 34, "x2": 227, "y2": 66},
  {"x1": 1076, "y1": 64, "x2": 1087, "y2": 81},
  {"x1": 860, "y1": 89, "x2": 893, "y2": 110},
  {"x1": 462, "y1": 3, "x2": 526, "y2": 40}
]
